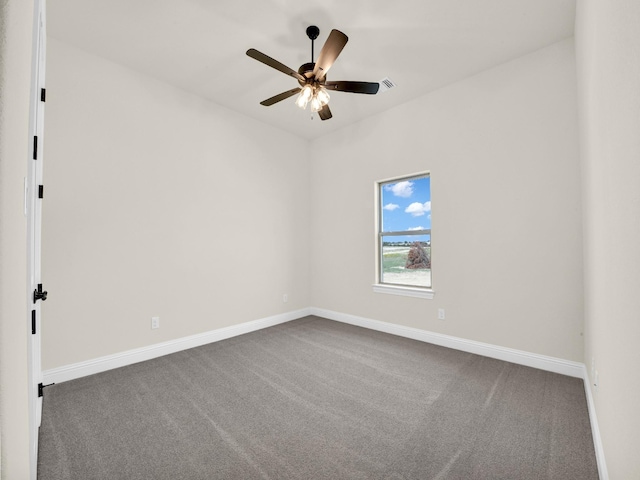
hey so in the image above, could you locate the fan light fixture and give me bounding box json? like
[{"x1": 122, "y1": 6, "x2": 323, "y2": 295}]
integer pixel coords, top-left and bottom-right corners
[
  {"x1": 295, "y1": 85, "x2": 313, "y2": 109},
  {"x1": 296, "y1": 85, "x2": 330, "y2": 112}
]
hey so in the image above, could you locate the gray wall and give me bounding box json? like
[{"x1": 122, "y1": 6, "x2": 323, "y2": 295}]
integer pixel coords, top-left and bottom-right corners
[
  {"x1": 576, "y1": 0, "x2": 640, "y2": 477},
  {"x1": 310, "y1": 39, "x2": 584, "y2": 361},
  {"x1": 44, "y1": 38, "x2": 583, "y2": 370},
  {"x1": 42, "y1": 38, "x2": 311, "y2": 369}
]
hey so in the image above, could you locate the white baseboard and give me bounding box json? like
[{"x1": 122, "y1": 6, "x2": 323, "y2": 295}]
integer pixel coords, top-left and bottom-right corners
[
  {"x1": 43, "y1": 308, "x2": 311, "y2": 385},
  {"x1": 310, "y1": 307, "x2": 585, "y2": 378},
  {"x1": 583, "y1": 368, "x2": 609, "y2": 480},
  {"x1": 43, "y1": 306, "x2": 583, "y2": 384}
]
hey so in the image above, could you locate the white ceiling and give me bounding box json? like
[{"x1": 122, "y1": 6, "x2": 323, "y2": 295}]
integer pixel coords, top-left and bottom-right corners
[{"x1": 47, "y1": 0, "x2": 576, "y2": 141}]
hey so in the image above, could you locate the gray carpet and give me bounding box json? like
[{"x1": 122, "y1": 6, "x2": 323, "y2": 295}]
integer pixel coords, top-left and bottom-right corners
[{"x1": 37, "y1": 316, "x2": 598, "y2": 479}]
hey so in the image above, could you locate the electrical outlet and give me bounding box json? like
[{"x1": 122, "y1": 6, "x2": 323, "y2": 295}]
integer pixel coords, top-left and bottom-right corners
[
  {"x1": 283, "y1": 294, "x2": 288, "y2": 303},
  {"x1": 151, "y1": 316, "x2": 160, "y2": 329},
  {"x1": 594, "y1": 370, "x2": 599, "y2": 392},
  {"x1": 438, "y1": 308, "x2": 445, "y2": 320}
]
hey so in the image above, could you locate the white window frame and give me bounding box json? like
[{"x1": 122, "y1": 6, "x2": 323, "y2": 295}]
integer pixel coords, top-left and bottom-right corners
[{"x1": 373, "y1": 172, "x2": 434, "y2": 299}]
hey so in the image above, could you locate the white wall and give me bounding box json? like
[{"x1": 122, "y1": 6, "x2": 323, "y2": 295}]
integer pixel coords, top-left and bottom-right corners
[
  {"x1": 42, "y1": 38, "x2": 310, "y2": 369},
  {"x1": 0, "y1": 0, "x2": 34, "y2": 477},
  {"x1": 576, "y1": 0, "x2": 640, "y2": 477},
  {"x1": 43, "y1": 38, "x2": 586, "y2": 376},
  {"x1": 310, "y1": 39, "x2": 584, "y2": 362}
]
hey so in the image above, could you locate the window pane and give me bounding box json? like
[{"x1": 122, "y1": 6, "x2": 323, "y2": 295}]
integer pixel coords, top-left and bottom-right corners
[
  {"x1": 381, "y1": 176, "x2": 430, "y2": 233},
  {"x1": 381, "y1": 234, "x2": 431, "y2": 287}
]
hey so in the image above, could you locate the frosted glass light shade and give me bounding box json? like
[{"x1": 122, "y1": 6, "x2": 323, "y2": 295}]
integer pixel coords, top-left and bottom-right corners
[
  {"x1": 316, "y1": 88, "x2": 330, "y2": 106},
  {"x1": 296, "y1": 85, "x2": 313, "y2": 109},
  {"x1": 310, "y1": 95, "x2": 322, "y2": 112}
]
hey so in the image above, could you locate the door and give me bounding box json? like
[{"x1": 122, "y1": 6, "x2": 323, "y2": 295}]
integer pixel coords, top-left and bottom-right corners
[{"x1": 27, "y1": 0, "x2": 47, "y2": 477}]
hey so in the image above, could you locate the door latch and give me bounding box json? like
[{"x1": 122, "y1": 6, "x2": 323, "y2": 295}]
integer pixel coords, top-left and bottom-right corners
[{"x1": 33, "y1": 283, "x2": 48, "y2": 303}]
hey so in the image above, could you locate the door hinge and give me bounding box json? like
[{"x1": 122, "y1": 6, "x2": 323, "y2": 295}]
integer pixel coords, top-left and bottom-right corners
[
  {"x1": 38, "y1": 382, "x2": 55, "y2": 398},
  {"x1": 33, "y1": 283, "x2": 48, "y2": 303},
  {"x1": 32, "y1": 310, "x2": 36, "y2": 334},
  {"x1": 41, "y1": 88, "x2": 46, "y2": 102},
  {"x1": 38, "y1": 185, "x2": 44, "y2": 199},
  {"x1": 33, "y1": 136, "x2": 38, "y2": 160}
]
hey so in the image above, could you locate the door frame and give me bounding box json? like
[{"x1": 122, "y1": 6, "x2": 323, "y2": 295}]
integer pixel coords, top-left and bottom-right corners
[{"x1": 27, "y1": 0, "x2": 47, "y2": 477}]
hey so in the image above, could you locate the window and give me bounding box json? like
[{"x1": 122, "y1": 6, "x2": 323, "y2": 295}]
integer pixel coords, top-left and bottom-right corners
[{"x1": 375, "y1": 173, "x2": 432, "y2": 297}]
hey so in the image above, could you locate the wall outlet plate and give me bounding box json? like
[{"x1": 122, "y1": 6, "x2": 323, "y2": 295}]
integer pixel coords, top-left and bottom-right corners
[
  {"x1": 438, "y1": 309, "x2": 445, "y2": 320},
  {"x1": 151, "y1": 316, "x2": 160, "y2": 329}
]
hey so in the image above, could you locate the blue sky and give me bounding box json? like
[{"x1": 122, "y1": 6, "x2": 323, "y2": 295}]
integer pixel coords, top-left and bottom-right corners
[{"x1": 381, "y1": 176, "x2": 431, "y2": 234}]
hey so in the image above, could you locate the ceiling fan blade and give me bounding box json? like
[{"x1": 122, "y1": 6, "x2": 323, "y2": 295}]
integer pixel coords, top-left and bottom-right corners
[
  {"x1": 246, "y1": 48, "x2": 305, "y2": 82},
  {"x1": 260, "y1": 88, "x2": 301, "y2": 106},
  {"x1": 318, "y1": 104, "x2": 332, "y2": 121},
  {"x1": 313, "y1": 29, "x2": 348, "y2": 81},
  {"x1": 324, "y1": 81, "x2": 380, "y2": 95}
]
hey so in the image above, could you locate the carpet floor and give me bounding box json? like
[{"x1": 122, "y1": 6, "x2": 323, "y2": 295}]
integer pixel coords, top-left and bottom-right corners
[{"x1": 37, "y1": 316, "x2": 598, "y2": 479}]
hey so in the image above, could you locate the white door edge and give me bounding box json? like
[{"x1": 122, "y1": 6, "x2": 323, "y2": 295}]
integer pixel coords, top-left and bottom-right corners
[{"x1": 27, "y1": 1, "x2": 46, "y2": 478}]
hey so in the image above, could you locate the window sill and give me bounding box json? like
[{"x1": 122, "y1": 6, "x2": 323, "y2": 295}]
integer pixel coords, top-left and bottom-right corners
[{"x1": 372, "y1": 284, "x2": 435, "y2": 299}]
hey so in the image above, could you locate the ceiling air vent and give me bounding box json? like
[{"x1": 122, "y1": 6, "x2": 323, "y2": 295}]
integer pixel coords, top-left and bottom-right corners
[{"x1": 377, "y1": 77, "x2": 396, "y2": 94}]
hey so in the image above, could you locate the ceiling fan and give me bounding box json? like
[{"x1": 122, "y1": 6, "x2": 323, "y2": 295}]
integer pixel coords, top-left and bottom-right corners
[{"x1": 246, "y1": 26, "x2": 379, "y2": 121}]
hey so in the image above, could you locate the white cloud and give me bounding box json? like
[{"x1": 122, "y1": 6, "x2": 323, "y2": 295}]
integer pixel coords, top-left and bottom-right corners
[
  {"x1": 384, "y1": 181, "x2": 414, "y2": 198},
  {"x1": 405, "y1": 201, "x2": 431, "y2": 217},
  {"x1": 383, "y1": 203, "x2": 399, "y2": 211},
  {"x1": 407, "y1": 226, "x2": 424, "y2": 231}
]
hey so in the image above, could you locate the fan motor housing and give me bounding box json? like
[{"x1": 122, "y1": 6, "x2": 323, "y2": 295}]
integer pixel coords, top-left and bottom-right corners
[{"x1": 298, "y1": 62, "x2": 320, "y2": 86}]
